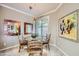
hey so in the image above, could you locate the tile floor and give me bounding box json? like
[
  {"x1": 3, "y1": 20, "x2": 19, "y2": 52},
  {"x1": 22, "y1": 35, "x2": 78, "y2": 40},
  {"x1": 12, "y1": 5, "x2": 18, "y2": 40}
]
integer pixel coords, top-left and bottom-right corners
[{"x1": 0, "y1": 45, "x2": 65, "y2": 56}]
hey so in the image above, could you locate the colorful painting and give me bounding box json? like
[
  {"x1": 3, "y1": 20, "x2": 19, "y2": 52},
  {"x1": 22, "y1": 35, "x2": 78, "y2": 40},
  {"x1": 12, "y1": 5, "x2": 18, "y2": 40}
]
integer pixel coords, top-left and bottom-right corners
[
  {"x1": 59, "y1": 11, "x2": 77, "y2": 41},
  {"x1": 4, "y1": 19, "x2": 21, "y2": 36},
  {"x1": 24, "y1": 22, "x2": 33, "y2": 34}
]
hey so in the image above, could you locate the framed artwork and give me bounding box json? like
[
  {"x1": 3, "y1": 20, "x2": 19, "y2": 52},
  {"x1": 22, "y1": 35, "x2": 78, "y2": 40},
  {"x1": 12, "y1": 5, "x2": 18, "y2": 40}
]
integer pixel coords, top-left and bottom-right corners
[
  {"x1": 24, "y1": 22, "x2": 33, "y2": 34},
  {"x1": 4, "y1": 19, "x2": 21, "y2": 36},
  {"x1": 58, "y1": 10, "x2": 78, "y2": 42}
]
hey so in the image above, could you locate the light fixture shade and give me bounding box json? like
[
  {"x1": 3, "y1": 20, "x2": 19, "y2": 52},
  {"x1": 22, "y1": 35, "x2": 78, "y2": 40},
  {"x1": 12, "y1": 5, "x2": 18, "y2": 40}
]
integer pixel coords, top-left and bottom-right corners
[{"x1": 32, "y1": 16, "x2": 36, "y2": 21}]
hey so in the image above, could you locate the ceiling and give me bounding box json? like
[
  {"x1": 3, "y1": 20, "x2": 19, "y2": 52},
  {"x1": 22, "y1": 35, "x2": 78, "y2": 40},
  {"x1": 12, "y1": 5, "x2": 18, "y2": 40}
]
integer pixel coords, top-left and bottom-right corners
[{"x1": 1, "y1": 3, "x2": 60, "y2": 17}]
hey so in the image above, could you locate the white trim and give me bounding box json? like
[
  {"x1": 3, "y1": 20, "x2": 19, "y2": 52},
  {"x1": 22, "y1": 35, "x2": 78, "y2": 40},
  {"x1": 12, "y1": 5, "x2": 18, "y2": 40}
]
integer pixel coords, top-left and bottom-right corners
[
  {"x1": 38, "y1": 3, "x2": 63, "y2": 17},
  {"x1": 0, "y1": 44, "x2": 18, "y2": 51},
  {"x1": 50, "y1": 44, "x2": 69, "y2": 56},
  {"x1": 0, "y1": 4, "x2": 33, "y2": 17},
  {"x1": 0, "y1": 3, "x2": 63, "y2": 18}
]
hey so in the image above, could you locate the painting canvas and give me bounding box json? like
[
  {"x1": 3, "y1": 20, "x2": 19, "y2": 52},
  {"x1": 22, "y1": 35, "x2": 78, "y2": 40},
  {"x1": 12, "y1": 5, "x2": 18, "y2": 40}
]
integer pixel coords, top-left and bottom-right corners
[
  {"x1": 4, "y1": 20, "x2": 21, "y2": 36},
  {"x1": 59, "y1": 11, "x2": 77, "y2": 41},
  {"x1": 24, "y1": 22, "x2": 33, "y2": 34}
]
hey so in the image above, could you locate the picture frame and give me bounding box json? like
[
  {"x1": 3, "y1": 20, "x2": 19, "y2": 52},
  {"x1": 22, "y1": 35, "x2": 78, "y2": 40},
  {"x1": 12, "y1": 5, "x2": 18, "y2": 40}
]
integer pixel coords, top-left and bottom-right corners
[
  {"x1": 58, "y1": 10, "x2": 78, "y2": 42},
  {"x1": 4, "y1": 19, "x2": 21, "y2": 36},
  {"x1": 24, "y1": 22, "x2": 33, "y2": 34}
]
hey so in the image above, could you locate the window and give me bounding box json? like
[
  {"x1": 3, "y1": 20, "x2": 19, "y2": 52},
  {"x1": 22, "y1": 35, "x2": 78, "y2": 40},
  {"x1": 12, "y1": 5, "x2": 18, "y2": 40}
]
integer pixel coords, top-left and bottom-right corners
[{"x1": 35, "y1": 16, "x2": 48, "y2": 38}]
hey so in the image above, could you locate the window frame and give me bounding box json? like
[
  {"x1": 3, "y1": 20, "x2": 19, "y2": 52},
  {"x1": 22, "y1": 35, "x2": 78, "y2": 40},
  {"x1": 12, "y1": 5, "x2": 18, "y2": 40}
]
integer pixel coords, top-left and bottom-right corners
[{"x1": 35, "y1": 16, "x2": 49, "y2": 38}]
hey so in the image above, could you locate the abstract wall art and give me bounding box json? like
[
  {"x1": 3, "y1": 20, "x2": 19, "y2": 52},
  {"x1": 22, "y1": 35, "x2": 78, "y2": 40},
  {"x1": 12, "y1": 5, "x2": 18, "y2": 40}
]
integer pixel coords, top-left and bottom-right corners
[{"x1": 59, "y1": 10, "x2": 78, "y2": 42}]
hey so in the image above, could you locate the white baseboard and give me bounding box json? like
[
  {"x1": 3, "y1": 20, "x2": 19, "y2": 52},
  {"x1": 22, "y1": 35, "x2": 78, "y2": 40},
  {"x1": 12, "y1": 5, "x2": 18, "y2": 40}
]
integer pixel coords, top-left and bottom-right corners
[
  {"x1": 50, "y1": 44, "x2": 69, "y2": 56},
  {"x1": 0, "y1": 44, "x2": 19, "y2": 51}
]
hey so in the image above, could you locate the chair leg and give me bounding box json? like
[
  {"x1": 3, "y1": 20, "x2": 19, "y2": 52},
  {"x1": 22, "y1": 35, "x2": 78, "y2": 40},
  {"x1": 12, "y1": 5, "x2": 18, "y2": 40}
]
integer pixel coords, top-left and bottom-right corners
[
  {"x1": 19, "y1": 45, "x2": 21, "y2": 52},
  {"x1": 40, "y1": 49, "x2": 43, "y2": 56},
  {"x1": 45, "y1": 44, "x2": 47, "y2": 49},
  {"x1": 40, "y1": 52, "x2": 42, "y2": 56},
  {"x1": 48, "y1": 44, "x2": 50, "y2": 50},
  {"x1": 19, "y1": 45, "x2": 23, "y2": 52}
]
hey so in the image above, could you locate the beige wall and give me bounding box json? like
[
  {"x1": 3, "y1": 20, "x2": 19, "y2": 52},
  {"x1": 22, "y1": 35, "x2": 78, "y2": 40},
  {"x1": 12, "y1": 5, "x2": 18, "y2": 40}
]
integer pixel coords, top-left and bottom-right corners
[
  {"x1": 0, "y1": 6, "x2": 33, "y2": 49},
  {"x1": 48, "y1": 12, "x2": 58, "y2": 45},
  {"x1": 1, "y1": 3, "x2": 79, "y2": 56},
  {"x1": 48, "y1": 3, "x2": 79, "y2": 56},
  {"x1": 0, "y1": 6, "x2": 4, "y2": 49}
]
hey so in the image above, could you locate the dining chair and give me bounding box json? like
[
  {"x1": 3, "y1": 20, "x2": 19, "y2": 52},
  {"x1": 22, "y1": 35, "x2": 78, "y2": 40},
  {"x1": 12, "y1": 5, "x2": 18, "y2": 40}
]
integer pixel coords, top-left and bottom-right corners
[
  {"x1": 43, "y1": 34, "x2": 51, "y2": 50},
  {"x1": 27, "y1": 40, "x2": 43, "y2": 56},
  {"x1": 19, "y1": 39, "x2": 28, "y2": 52}
]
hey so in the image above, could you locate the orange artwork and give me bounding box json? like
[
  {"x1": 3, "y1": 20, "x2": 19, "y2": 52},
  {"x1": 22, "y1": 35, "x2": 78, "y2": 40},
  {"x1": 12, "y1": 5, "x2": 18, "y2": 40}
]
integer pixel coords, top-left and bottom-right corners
[{"x1": 59, "y1": 11, "x2": 77, "y2": 41}]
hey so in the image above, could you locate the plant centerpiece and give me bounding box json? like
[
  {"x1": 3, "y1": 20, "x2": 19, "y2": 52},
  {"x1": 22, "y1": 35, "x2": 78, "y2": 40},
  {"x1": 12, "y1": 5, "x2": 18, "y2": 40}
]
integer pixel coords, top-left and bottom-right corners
[{"x1": 31, "y1": 33, "x2": 37, "y2": 38}]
